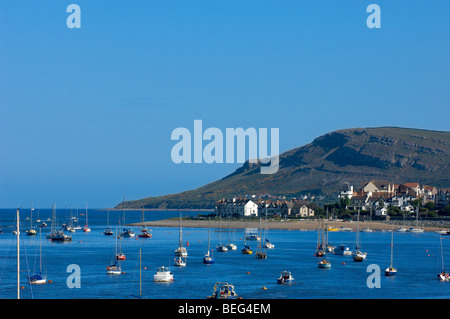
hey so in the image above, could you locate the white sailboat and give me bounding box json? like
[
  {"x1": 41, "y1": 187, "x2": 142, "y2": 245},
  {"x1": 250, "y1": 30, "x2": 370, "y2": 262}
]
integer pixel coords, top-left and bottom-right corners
[
  {"x1": 108, "y1": 227, "x2": 123, "y2": 274},
  {"x1": 29, "y1": 228, "x2": 48, "y2": 284},
  {"x1": 203, "y1": 219, "x2": 214, "y2": 264},
  {"x1": 83, "y1": 202, "x2": 91, "y2": 232},
  {"x1": 262, "y1": 207, "x2": 274, "y2": 249},
  {"x1": 385, "y1": 225, "x2": 397, "y2": 276},
  {"x1": 352, "y1": 210, "x2": 367, "y2": 262},
  {"x1": 226, "y1": 216, "x2": 237, "y2": 250},
  {"x1": 26, "y1": 200, "x2": 37, "y2": 236},
  {"x1": 216, "y1": 213, "x2": 228, "y2": 252},
  {"x1": 407, "y1": 206, "x2": 424, "y2": 233},
  {"x1": 437, "y1": 235, "x2": 450, "y2": 281}
]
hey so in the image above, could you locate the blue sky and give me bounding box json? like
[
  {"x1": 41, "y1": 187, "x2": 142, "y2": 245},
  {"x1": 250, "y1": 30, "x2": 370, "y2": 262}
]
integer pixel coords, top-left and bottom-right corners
[{"x1": 0, "y1": 1, "x2": 449, "y2": 208}]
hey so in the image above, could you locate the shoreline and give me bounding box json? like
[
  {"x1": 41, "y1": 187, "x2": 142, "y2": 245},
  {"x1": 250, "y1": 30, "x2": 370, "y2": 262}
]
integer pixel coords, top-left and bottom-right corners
[{"x1": 129, "y1": 218, "x2": 447, "y2": 232}]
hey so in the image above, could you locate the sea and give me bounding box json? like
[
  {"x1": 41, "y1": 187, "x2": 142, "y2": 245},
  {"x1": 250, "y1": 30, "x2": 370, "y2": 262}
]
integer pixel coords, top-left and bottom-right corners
[{"x1": 1, "y1": 208, "x2": 450, "y2": 300}]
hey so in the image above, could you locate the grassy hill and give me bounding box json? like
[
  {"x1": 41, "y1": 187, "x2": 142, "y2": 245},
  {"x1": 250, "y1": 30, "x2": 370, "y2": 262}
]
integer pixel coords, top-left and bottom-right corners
[{"x1": 116, "y1": 127, "x2": 450, "y2": 209}]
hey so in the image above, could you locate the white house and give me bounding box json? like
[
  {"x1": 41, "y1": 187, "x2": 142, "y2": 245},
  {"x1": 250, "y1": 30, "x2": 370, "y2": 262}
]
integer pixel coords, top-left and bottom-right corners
[
  {"x1": 244, "y1": 200, "x2": 258, "y2": 217},
  {"x1": 375, "y1": 207, "x2": 388, "y2": 216}
]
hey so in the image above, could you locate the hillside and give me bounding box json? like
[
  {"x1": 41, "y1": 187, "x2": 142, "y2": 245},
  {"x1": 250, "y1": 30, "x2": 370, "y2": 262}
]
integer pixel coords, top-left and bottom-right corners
[{"x1": 117, "y1": 127, "x2": 450, "y2": 209}]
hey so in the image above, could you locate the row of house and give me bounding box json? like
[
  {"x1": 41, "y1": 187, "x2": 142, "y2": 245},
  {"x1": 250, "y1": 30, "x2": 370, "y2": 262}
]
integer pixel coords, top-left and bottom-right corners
[
  {"x1": 214, "y1": 197, "x2": 315, "y2": 219},
  {"x1": 339, "y1": 180, "x2": 450, "y2": 215}
]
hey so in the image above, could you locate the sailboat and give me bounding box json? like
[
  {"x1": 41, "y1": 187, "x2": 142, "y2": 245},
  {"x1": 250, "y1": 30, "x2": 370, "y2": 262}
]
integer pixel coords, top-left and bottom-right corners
[
  {"x1": 407, "y1": 206, "x2": 424, "y2": 233},
  {"x1": 385, "y1": 225, "x2": 397, "y2": 276},
  {"x1": 203, "y1": 219, "x2": 214, "y2": 264},
  {"x1": 107, "y1": 227, "x2": 123, "y2": 274},
  {"x1": 262, "y1": 208, "x2": 274, "y2": 249},
  {"x1": 352, "y1": 209, "x2": 367, "y2": 262},
  {"x1": 314, "y1": 219, "x2": 324, "y2": 257},
  {"x1": 226, "y1": 216, "x2": 237, "y2": 250},
  {"x1": 174, "y1": 212, "x2": 187, "y2": 257},
  {"x1": 130, "y1": 249, "x2": 144, "y2": 298},
  {"x1": 29, "y1": 227, "x2": 48, "y2": 284},
  {"x1": 103, "y1": 209, "x2": 114, "y2": 235},
  {"x1": 216, "y1": 213, "x2": 228, "y2": 252},
  {"x1": 120, "y1": 196, "x2": 135, "y2": 237},
  {"x1": 26, "y1": 200, "x2": 37, "y2": 236},
  {"x1": 83, "y1": 203, "x2": 91, "y2": 232},
  {"x1": 437, "y1": 235, "x2": 450, "y2": 281},
  {"x1": 255, "y1": 219, "x2": 267, "y2": 259},
  {"x1": 138, "y1": 206, "x2": 152, "y2": 238},
  {"x1": 46, "y1": 203, "x2": 72, "y2": 242},
  {"x1": 116, "y1": 225, "x2": 126, "y2": 261},
  {"x1": 241, "y1": 223, "x2": 253, "y2": 254},
  {"x1": 15, "y1": 208, "x2": 21, "y2": 299}
]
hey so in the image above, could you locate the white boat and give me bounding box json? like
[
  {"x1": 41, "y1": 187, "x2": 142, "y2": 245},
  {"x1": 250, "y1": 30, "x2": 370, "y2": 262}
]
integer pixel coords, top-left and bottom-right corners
[
  {"x1": 153, "y1": 266, "x2": 173, "y2": 282},
  {"x1": 396, "y1": 227, "x2": 407, "y2": 232},
  {"x1": 407, "y1": 207, "x2": 424, "y2": 233},
  {"x1": 263, "y1": 240, "x2": 275, "y2": 249},
  {"x1": 361, "y1": 228, "x2": 373, "y2": 233},
  {"x1": 174, "y1": 256, "x2": 186, "y2": 267},
  {"x1": 29, "y1": 228, "x2": 47, "y2": 284},
  {"x1": 226, "y1": 217, "x2": 237, "y2": 250},
  {"x1": 352, "y1": 210, "x2": 367, "y2": 262},
  {"x1": 216, "y1": 213, "x2": 228, "y2": 252},
  {"x1": 407, "y1": 228, "x2": 424, "y2": 233},
  {"x1": 203, "y1": 220, "x2": 214, "y2": 264},
  {"x1": 106, "y1": 264, "x2": 122, "y2": 275},
  {"x1": 339, "y1": 227, "x2": 352, "y2": 232},
  {"x1": 26, "y1": 201, "x2": 37, "y2": 236}
]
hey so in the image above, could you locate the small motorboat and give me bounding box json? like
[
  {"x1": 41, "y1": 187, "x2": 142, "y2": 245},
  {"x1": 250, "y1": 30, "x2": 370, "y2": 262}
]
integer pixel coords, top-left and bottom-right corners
[
  {"x1": 207, "y1": 282, "x2": 239, "y2": 299},
  {"x1": 153, "y1": 266, "x2": 173, "y2": 282},
  {"x1": 277, "y1": 271, "x2": 294, "y2": 284}
]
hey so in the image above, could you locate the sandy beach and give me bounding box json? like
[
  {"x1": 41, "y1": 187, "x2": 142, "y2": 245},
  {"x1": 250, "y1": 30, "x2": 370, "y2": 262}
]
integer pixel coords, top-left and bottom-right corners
[{"x1": 129, "y1": 218, "x2": 446, "y2": 232}]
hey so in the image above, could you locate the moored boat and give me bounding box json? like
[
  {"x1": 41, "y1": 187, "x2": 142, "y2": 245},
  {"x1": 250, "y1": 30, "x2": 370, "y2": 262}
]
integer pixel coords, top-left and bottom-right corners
[
  {"x1": 153, "y1": 266, "x2": 173, "y2": 282},
  {"x1": 207, "y1": 282, "x2": 238, "y2": 299},
  {"x1": 277, "y1": 270, "x2": 294, "y2": 284}
]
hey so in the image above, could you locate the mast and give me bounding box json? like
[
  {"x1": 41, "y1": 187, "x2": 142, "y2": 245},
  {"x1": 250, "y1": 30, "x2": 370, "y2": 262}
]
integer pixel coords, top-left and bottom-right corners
[
  {"x1": 16, "y1": 208, "x2": 20, "y2": 299},
  {"x1": 390, "y1": 226, "x2": 394, "y2": 268}
]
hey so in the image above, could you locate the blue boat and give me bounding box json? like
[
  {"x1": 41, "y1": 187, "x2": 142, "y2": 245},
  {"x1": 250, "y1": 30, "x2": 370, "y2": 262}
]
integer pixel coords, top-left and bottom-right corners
[{"x1": 335, "y1": 245, "x2": 351, "y2": 256}]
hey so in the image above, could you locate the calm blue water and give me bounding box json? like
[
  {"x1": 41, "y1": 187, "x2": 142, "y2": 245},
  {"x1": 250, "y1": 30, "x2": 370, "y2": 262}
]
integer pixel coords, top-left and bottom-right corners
[{"x1": 1, "y1": 208, "x2": 450, "y2": 299}]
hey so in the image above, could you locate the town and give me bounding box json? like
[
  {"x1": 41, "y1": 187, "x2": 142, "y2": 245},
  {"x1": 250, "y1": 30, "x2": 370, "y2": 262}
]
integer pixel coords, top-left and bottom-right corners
[{"x1": 214, "y1": 180, "x2": 450, "y2": 220}]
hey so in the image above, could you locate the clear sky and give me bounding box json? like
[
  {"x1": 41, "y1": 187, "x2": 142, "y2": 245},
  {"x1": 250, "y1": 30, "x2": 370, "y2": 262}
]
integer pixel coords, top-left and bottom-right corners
[{"x1": 0, "y1": 1, "x2": 449, "y2": 208}]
